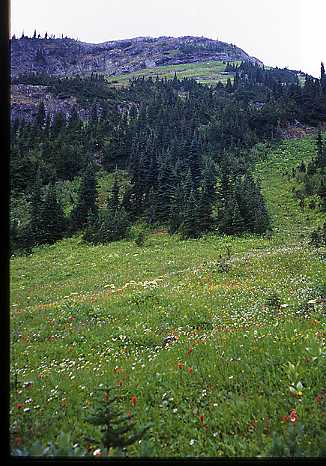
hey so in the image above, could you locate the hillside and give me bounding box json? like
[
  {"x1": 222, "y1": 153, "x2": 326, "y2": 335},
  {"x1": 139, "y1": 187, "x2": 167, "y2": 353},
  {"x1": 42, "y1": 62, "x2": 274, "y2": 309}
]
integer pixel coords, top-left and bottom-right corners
[
  {"x1": 10, "y1": 137, "x2": 326, "y2": 457},
  {"x1": 10, "y1": 35, "x2": 262, "y2": 79},
  {"x1": 9, "y1": 28, "x2": 326, "y2": 456},
  {"x1": 10, "y1": 34, "x2": 260, "y2": 121}
]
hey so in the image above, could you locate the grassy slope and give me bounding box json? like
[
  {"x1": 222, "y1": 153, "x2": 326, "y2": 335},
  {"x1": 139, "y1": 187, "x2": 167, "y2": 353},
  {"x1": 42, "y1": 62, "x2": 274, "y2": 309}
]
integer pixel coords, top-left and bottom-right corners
[
  {"x1": 10, "y1": 137, "x2": 326, "y2": 457},
  {"x1": 107, "y1": 60, "x2": 236, "y2": 88}
]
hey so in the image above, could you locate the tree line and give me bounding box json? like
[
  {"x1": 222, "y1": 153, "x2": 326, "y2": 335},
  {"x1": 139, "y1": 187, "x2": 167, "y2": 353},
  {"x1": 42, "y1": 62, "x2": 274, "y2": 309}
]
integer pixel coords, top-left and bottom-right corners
[{"x1": 10, "y1": 61, "x2": 326, "y2": 252}]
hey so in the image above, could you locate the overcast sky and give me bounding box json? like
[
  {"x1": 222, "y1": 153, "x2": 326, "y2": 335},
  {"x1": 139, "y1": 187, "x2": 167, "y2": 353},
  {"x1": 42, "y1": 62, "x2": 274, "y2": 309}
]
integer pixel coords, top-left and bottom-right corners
[{"x1": 10, "y1": 0, "x2": 326, "y2": 77}]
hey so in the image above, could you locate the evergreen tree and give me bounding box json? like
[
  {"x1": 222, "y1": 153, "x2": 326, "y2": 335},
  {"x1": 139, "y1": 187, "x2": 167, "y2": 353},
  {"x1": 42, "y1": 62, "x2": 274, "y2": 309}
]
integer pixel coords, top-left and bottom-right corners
[
  {"x1": 88, "y1": 207, "x2": 130, "y2": 244},
  {"x1": 38, "y1": 182, "x2": 66, "y2": 244},
  {"x1": 218, "y1": 188, "x2": 245, "y2": 235},
  {"x1": 87, "y1": 386, "x2": 151, "y2": 452},
  {"x1": 197, "y1": 159, "x2": 216, "y2": 233},
  {"x1": 28, "y1": 169, "x2": 44, "y2": 246},
  {"x1": 35, "y1": 101, "x2": 46, "y2": 128},
  {"x1": 70, "y1": 162, "x2": 98, "y2": 231},
  {"x1": 107, "y1": 173, "x2": 120, "y2": 213},
  {"x1": 180, "y1": 189, "x2": 201, "y2": 238}
]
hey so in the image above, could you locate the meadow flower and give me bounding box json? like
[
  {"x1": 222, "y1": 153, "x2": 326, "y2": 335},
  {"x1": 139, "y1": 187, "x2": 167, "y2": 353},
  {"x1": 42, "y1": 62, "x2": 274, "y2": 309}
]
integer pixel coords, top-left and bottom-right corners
[
  {"x1": 93, "y1": 448, "x2": 102, "y2": 456},
  {"x1": 15, "y1": 403, "x2": 24, "y2": 409},
  {"x1": 131, "y1": 394, "x2": 137, "y2": 407},
  {"x1": 289, "y1": 409, "x2": 298, "y2": 423},
  {"x1": 177, "y1": 362, "x2": 184, "y2": 369}
]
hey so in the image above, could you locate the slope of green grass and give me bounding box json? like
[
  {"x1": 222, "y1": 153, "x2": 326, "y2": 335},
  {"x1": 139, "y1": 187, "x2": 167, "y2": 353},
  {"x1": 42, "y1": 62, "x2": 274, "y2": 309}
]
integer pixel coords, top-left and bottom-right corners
[
  {"x1": 10, "y1": 137, "x2": 326, "y2": 457},
  {"x1": 107, "y1": 60, "x2": 237, "y2": 88},
  {"x1": 256, "y1": 137, "x2": 325, "y2": 238}
]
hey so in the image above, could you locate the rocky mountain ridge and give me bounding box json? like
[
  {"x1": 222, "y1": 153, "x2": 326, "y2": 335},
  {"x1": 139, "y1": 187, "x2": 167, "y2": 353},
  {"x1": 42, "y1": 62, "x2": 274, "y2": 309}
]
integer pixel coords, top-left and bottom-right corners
[{"x1": 11, "y1": 35, "x2": 262, "y2": 79}]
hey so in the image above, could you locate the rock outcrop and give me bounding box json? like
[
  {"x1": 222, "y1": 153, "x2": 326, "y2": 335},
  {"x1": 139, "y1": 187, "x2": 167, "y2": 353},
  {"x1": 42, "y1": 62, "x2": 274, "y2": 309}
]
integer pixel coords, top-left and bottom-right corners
[{"x1": 11, "y1": 35, "x2": 263, "y2": 79}]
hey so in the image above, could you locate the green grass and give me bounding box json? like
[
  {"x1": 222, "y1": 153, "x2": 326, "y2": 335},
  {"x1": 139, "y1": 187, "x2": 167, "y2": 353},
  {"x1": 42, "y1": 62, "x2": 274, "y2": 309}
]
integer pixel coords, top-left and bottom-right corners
[
  {"x1": 107, "y1": 60, "x2": 237, "y2": 88},
  {"x1": 10, "y1": 137, "x2": 326, "y2": 457}
]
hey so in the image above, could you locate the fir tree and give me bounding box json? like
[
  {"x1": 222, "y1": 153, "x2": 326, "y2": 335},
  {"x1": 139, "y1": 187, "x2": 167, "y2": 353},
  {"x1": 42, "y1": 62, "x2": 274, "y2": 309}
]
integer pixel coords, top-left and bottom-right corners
[
  {"x1": 38, "y1": 182, "x2": 66, "y2": 244},
  {"x1": 35, "y1": 101, "x2": 46, "y2": 128},
  {"x1": 197, "y1": 159, "x2": 216, "y2": 233},
  {"x1": 70, "y1": 162, "x2": 98, "y2": 232},
  {"x1": 28, "y1": 169, "x2": 44, "y2": 246},
  {"x1": 86, "y1": 386, "x2": 151, "y2": 453},
  {"x1": 107, "y1": 173, "x2": 120, "y2": 213},
  {"x1": 180, "y1": 188, "x2": 201, "y2": 238}
]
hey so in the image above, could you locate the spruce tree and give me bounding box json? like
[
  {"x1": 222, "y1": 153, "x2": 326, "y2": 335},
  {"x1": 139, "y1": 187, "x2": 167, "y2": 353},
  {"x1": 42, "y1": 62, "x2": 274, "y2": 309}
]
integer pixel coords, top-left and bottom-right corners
[
  {"x1": 39, "y1": 182, "x2": 66, "y2": 244},
  {"x1": 107, "y1": 173, "x2": 120, "y2": 213},
  {"x1": 218, "y1": 192, "x2": 245, "y2": 235},
  {"x1": 180, "y1": 189, "x2": 201, "y2": 238},
  {"x1": 86, "y1": 386, "x2": 151, "y2": 453},
  {"x1": 28, "y1": 169, "x2": 44, "y2": 246},
  {"x1": 70, "y1": 162, "x2": 98, "y2": 232},
  {"x1": 35, "y1": 101, "x2": 46, "y2": 128},
  {"x1": 198, "y1": 159, "x2": 216, "y2": 233}
]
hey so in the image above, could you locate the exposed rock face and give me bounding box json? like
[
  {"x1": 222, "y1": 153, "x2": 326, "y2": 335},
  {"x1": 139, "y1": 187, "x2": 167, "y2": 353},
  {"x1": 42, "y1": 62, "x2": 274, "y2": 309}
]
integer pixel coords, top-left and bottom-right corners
[
  {"x1": 11, "y1": 35, "x2": 262, "y2": 79},
  {"x1": 11, "y1": 84, "x2": 88, "y2": 122}
]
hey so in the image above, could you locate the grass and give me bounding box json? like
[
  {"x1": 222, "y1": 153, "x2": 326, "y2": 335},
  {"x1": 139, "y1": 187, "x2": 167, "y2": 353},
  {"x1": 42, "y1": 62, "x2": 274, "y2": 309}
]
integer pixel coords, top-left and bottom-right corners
[
  {"x1": 10, "y1": 136, "x2": 326, "y2": 457},
  {"x1": 106, "y1": 60, "x2": 237, "y2": 88}
]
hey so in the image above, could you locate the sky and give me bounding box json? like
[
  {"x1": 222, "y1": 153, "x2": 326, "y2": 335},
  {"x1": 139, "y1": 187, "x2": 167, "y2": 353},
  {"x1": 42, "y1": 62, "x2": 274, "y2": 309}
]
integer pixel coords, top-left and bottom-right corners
[{"x1": 10, "y1": 0, "x2": 326, "y2": 78}]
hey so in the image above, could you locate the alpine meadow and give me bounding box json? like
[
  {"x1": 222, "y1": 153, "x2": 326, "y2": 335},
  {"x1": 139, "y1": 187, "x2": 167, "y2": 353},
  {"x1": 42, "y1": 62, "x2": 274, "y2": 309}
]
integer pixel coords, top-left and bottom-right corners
[{"x1": 9, "y1": 30, "x2": 326, "y2": 458}]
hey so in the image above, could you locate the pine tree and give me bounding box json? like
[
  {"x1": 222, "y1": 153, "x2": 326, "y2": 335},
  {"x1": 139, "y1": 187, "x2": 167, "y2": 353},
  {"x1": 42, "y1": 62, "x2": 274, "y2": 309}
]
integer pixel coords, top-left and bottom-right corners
[
  {"x1": 180, "y1": 189, "x2": 201, "y2": 238},
  {"x1": 315, "y1": 131, "x2": 326, "y2": 169},
  {"x1": 28, "y1": 169, "x2": 44, "y2": 245},
  {"x1": 107, "y1": 173, "x2": 120, "y2": 213},
  {"x1": 218, "y1": 191, "x2": 245, "y2": 235},
  {"x1": 83, "y1": 210, "x2": 100, "y2": 243},
  {"x1": 35, "y1": 101, "x2": 46, "y2": 128},
  {"x1": 94, "y1": 207, "x2": 130, "y2": 244},
  {"x1": 38, "y1": 182, "x2": 66, "y2": 244},
  {"x1": 321, "y1": 62, "x2": 326, "y2": 93},
  {"x1": 86, "y1": 386, "x2": 151, "y2": 453},
  {"x1": 197, "y1": 159, "x2": 216, "y2": 233},
  {"x1": 70, "y1": 162, "x2": 98, "y2": 232}
]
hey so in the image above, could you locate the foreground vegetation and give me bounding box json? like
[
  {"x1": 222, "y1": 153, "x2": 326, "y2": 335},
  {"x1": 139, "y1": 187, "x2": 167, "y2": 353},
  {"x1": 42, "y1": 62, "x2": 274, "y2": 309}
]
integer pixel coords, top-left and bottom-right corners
[{"x1": 10, "y1": 137, "x2": 326, "y2": 457}]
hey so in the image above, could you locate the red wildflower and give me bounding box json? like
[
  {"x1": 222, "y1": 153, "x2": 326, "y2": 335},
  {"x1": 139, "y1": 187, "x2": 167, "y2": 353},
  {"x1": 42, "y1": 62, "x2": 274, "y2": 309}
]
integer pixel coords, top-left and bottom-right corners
[
  {"x1": 15, "y1": 437, "x2": 22, "y2": 446},
  {"x1": 114, "y1": 367, "x2": 123, "y2": 373},
  {"x1": 187, "y1": 347, "x2": 193, "y2": 355},
  {"x1": 281, "y1": 415, "x2": 289, "y2": 423},
  {"x1": 289, "y1": 409, "x2": 298, "y2": 423},
  {"x1": 177, "y1": 362, "x2": 184, "y2": 369},
  {"x1": 127, "y1": 410, "x2": 132, "y2": 418},
  {"x1": 315, "y1": 394, "x2": 322, "y2": 404},
  {"x1": 131, "y1": 394, "x2": 137, "y2": 407},
  {"x1": 16, "y1": 403, "x2": 24, "y2": 410},
  {"x1": 188, "y1": 367, "x2": 193, "y2": 375},
  {"x1": 199, "y1": 414, "x2": 208, "y2": 431}
]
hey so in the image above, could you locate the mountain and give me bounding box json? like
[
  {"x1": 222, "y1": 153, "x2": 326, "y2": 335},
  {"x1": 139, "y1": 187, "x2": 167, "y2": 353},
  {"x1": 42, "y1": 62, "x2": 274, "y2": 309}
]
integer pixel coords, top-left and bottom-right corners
[{"x1": 10, "y1": 35, "x2": 262, "y2": 79}]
